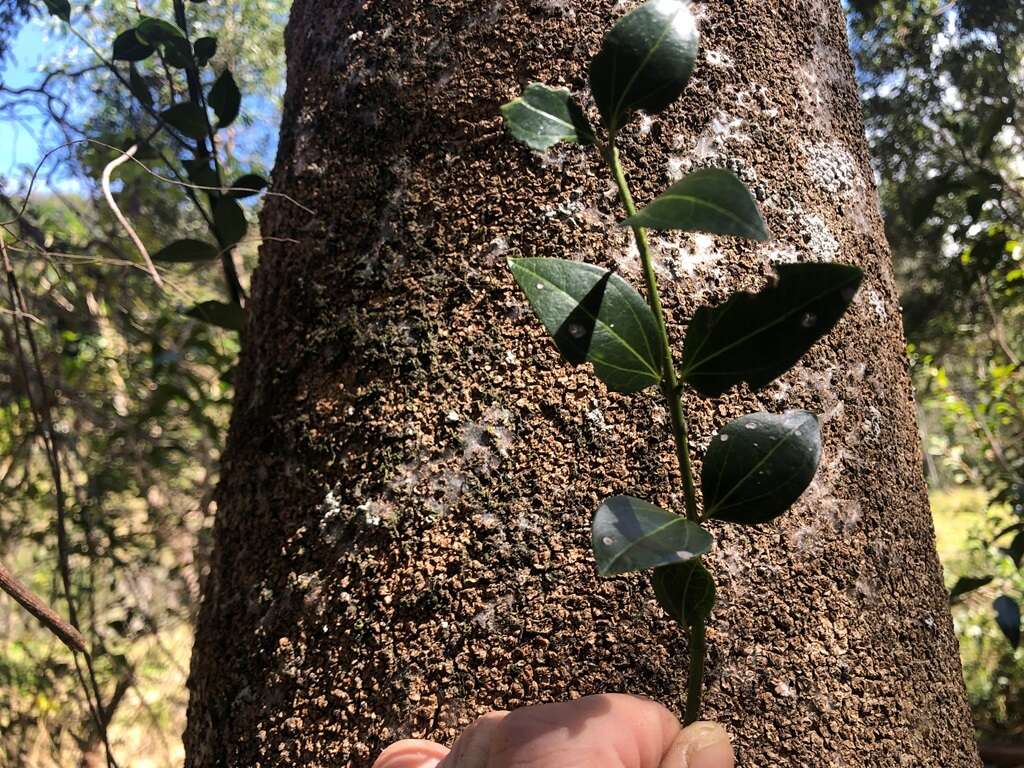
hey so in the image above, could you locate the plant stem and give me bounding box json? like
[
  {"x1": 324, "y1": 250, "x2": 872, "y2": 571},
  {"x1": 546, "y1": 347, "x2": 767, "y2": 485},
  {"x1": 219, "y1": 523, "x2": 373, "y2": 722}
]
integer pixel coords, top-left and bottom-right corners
[
  {"x1": 604, "y1": 142, "x2": 706, "y2": 725},
  {"x1": 604, "y1": 145, "x2": 698, "y2": 520},
  {"x1": 685, "y1": 621, "x2": 706, "y2": 725}
]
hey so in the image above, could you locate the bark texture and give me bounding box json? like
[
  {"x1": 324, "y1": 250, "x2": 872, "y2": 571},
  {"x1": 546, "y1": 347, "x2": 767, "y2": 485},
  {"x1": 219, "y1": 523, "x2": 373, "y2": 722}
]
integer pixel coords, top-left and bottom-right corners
[{"x1": 185, "y1": 1, "x2": 981, "y2": 765}]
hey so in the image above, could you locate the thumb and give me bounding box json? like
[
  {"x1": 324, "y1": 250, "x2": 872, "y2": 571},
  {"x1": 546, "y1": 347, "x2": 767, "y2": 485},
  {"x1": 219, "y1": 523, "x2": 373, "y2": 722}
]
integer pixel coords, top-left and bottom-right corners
[{"x1": 659, "y1": 721, "x2": 734, "y2": 768}]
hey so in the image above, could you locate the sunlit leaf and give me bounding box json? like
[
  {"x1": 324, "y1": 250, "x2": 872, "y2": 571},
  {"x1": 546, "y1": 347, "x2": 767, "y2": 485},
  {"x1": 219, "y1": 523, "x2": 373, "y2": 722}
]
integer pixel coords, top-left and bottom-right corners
[
  {"x1": 702, "y1": 410, "x2": 821, "y2": 525},
  {"x1": 589, "y1": 0, "x2": 698, "y2": 135},
  {"x1": 592, "y1": 495, "x2": 712, "y2": 576},
  {"x1": 209, "y1": 70, "x2": 241, "y2": 129},
  {"x1": 651, "y1": 559, "x2": 715, "y2": 627},
  {"x1": 500, "y1": 83, "x2": 595, "y2": 151},
  {"x1": 681, "y1": 263, "x2": 863, "y2": 397},
  {"x1": 623, "y1": 168, "x2": 768, "y2": 240},
  {"x1": 508, "y1": 257, "x2": 662, "y2": 393},
  {"x1": 136, "y1": 16, "x2": 185, "y2": 44}
]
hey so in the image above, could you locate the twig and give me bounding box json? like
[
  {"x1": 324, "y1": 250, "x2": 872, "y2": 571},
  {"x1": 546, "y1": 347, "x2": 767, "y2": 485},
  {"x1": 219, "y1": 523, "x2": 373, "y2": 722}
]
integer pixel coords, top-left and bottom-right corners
[
  {"x1": 100, "y1": 144, "x2": 163, "y2": 288},
  {"x1": 0, "y1": 561, "x2": 87, "y2": 653}
]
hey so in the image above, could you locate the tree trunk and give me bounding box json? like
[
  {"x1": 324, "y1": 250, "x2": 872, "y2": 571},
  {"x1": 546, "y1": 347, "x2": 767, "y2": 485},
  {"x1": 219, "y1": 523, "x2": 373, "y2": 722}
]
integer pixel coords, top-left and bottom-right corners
[{"x1": 184, "y1": 1, "x2": 980, "y2": 765}]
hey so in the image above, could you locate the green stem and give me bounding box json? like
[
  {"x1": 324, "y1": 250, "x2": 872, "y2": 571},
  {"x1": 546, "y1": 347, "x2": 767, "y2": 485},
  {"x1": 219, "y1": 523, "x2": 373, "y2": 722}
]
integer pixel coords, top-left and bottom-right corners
[
  {"x1": 605, "y1": 144, "x2": 698, "y2": 520},
  {"x1": 684, "y1": 621, "x2": 706, "y2": 725},
  {"x1": 604, "y1": 142, "x2": 706, "y2": 725}
]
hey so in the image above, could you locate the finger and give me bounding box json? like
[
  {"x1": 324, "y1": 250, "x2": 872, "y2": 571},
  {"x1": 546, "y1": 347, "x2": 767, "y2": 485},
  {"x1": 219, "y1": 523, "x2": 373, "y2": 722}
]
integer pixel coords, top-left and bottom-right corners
[
  {"x1": 438, "y1": 711, "x2": 509, "y2": 768},
  {"x1": 373, "y1": 739, "x2": 450, "y2": 768},
  {"x1": 487, "y1": 693, "x2": 681, "y2": 768},
  {"x1": 658, "y1": 721, "x2": 733, "y2": 768}
]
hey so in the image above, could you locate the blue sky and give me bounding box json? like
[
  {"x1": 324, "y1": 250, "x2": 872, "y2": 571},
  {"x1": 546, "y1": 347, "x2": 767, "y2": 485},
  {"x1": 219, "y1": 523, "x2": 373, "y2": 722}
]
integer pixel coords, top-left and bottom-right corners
[{"x1": 0, "y1": 22, "x2": 54, "y2": 178}]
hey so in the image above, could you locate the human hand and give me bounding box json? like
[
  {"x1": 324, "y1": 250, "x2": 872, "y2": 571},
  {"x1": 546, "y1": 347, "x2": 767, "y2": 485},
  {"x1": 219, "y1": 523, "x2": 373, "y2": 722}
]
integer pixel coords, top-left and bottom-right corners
[{"x1": 371, "y1": 693, "x2": 733, "y2": 768}]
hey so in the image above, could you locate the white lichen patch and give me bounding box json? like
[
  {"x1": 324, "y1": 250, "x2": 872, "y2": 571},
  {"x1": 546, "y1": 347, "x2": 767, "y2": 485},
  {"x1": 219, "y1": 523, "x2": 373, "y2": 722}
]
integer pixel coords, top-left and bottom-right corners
[
  {"x1": 800, "y1": 213, "x2": 840, "y2": 262},
  {"x1": 660, "y1": 233, "x2": 721, "y2": 276},
  {"x1": 682, "y1": 111, "x2": 751, "y2": 165},
  {"x1": 705, "y1": 49, "x2": 733, "y2": 68},
  {"x1": 804, "y1": 141, "x2": 862, "y2": 199},
  {"x1": 866, "y1": 288, "x2": 888, "y2": 321}
]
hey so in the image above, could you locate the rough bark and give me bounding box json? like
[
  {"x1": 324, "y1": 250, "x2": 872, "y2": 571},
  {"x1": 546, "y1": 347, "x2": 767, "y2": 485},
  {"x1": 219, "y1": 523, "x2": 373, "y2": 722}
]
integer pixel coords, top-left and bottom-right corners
[{"x1": 184, "y1": 0, "x2": 980, "y2": 766}]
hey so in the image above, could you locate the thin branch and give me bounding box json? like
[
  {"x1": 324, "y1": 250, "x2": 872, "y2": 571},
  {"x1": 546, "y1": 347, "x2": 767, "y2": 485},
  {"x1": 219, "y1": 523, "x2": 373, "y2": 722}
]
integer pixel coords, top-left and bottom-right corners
[
  {"x1": 100, "y1": 144, "x2": 163, "y2": 287},
  {"x1": 0, "y1": 562, "x2": 87, "y2": 653}
]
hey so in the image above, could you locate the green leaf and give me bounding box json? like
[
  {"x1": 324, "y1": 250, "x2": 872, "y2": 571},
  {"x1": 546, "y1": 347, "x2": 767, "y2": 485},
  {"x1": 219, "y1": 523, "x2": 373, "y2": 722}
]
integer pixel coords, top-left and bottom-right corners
[
  {"x1": 227, "y1": 174, "x2": 268, "y2": 198},
  {"x1": 161, "y1": 103, "x2": 209, "y2": 140},
  {"x1": 592, "y1": 495, "x2": 712, "y2": 576},
  {"x1": 622, "y1": 168, "x2": 768, "y2": 240},
  {"x1": 194, "y1": 36, "x2": 218, "y2": 66},
  {"x1": 43, "y1": 0, "x2": 70, "y2": 21},
  {"x1": 213, "y1": 197, "x2": 247, "y2": 247},
  {"x1": 113, "y1": 30, "x2": 154, "y2": 62},
  {"x1": 508, "y1": 257, "x2": 662, "y2": 393},
  {"x1": 183, "y1": 159, "x2": 220, "y2": 191},
  {"x1": 995, "y1": 595, "x2": 1021, "y2": 648},
  {"x1": 128, "y1": 66, "x2": 153, "y2": 106},
  {"x1": 162, "y1": 37, "x2": 194, "y2": 69},
  {"x1": 702, "y1": 410, "x2": 821, "y2": 525},
  {"x1": 152, "y1": 239, "x2": 220, "y2": 263},
  {"x1": 949, "y1": 574, "x2": 993, "y2": 603},
  {"x1": 135, "y1": 16, "x2": 185, "y2": 44},
  {"x1": 681, "y1": 263, "x2": 863, "y2": 397},
  {"x1": 651, "y1": 559, "x2": 715, "y2": 627},
  {"x1": 500, "y1": 83, "x2": 595, "y2": 151},
  {"x1": 208, "y1": 70, "x2": 241, "y2": 128},
  {"x1": 184, "y1": 300, "x2": 245, "y2": 332},
  {"x1": 589, "y1": 0, "x2": 698, "y2": 136}
]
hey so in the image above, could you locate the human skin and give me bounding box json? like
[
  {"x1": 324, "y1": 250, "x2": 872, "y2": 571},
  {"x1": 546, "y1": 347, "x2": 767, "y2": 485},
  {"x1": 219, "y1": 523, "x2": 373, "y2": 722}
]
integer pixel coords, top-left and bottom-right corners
[{"x1": 371, "y1": 694, "x2": 733, "y2": 768}]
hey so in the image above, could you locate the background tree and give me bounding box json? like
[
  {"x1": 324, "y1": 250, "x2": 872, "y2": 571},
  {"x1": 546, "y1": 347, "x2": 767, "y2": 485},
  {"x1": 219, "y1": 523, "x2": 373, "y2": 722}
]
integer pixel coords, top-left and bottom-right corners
[
  {"x1": 184, "y1": 0, "x2": 979, "y2": 765},
  {"x1": 848, "y1": 0, "x2": 1024, "y2": 742},
  {"x1": 0, "y1": 0, "x2": 285, "y2": 763}
]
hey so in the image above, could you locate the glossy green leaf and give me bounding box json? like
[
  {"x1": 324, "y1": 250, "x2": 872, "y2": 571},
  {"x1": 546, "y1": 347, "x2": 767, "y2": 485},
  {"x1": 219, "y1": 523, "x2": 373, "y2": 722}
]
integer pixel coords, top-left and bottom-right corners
[
  {"x1": 194, "y1": 36, "x2": 218, "y2": 66},
  {"x1": 500, "y1": 83, "x2": 595, "y2": 151},
  {"x1": 43, "y1": 0, "x2": 70, "y2": 20},
  {"x1": 589, "y1": 0, "x2": 699, "y2": 136},
  {"x1": 161, "y1": 103, "x2": 209, "y2": 140},
  {"x1": 113, "y1": 30, "x2": 154, "y2": 62},
  {"x1": 949, "y1": 574, "x2": 993, "y2": 603},
  {"x1": 592, "y1": 495, "x2": 712, "y2": 576},
  {"x1": 681, "y1": 263, "x2": 864, "y2": 397},
  {"x1": 128, "y1": 66, "x2": 153, "y2": 106},
  {"x1": 703, "y1": 410, "x2": 821, "y2": 525},
  {"x1": 136, "y1": 16, "x2": 185, "y2": 44},
  {"x1": 209, "y1": 70, "x2": 241, "y2": 128},
  {"x1": 153, "y1": 239, "x2": 219, "y2": 263},
  {"x1": 995, "y1": 595, "x2": 1021, "y2": 648},
  {"x1": 184, "y1": 300, "x2": 245, "y2": 332},
  {"x1": 213, "y1": 197, "x2": 247, "y2": 247},
  {"x1": 228, "y1": 174, "x2": 268, "y2": 198},
  {"x1": 623, "y1": 168, "x2": 768, "y2": 240},
  {"x1": 508, "y1": 257, "x2": 662, "y2": 393},
  {"x1": 652, "y1": 559, "x2": 715, "y2": 627}
]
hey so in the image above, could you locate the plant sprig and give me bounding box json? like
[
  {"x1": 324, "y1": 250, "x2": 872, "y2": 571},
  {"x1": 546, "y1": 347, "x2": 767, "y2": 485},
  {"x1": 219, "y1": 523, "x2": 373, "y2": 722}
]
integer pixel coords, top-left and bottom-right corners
[{"x1": 501, "y1": 0, "x2": 863, "y2": 725}]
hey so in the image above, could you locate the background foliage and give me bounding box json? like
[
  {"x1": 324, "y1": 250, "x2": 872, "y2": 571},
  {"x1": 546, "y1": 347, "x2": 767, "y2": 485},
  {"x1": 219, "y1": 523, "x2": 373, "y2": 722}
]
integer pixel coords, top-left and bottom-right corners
[
  {"x1": 849, "y1": 0, "x2": 1024, "y2": 742},
  {"x1": 0, "y1": 0, "x2": 1022, "y2": 764}
]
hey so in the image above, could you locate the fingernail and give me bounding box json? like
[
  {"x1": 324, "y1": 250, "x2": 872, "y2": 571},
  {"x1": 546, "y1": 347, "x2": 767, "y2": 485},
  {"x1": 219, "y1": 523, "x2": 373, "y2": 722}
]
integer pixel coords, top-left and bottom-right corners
[
  {"x1": 682, "y1": 722, "x2": 733, "y2": 768},
  {"x1": 372, "y1": 740, "x2": 448, "y2": 768}
]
